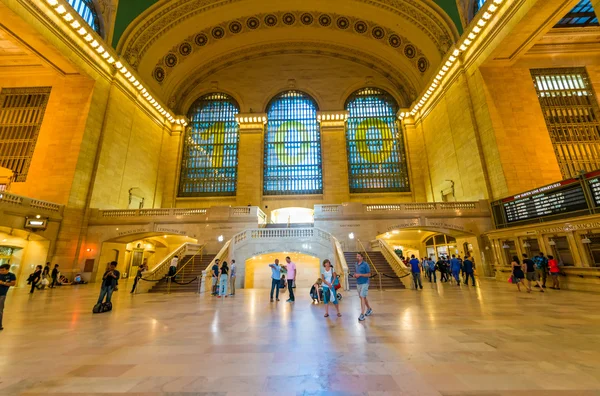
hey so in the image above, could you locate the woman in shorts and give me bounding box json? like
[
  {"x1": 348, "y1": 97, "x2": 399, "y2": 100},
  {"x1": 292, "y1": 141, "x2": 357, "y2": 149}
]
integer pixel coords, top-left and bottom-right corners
[
  {"x1": 548, "y1": 255, "x2": 560, "y2": 290},
  {"x1": 321, "y1": 260, "x2": 341, "y2": 318},
  {"x1": 511, "y1": 255, "x2": 526, "y2": 292}
]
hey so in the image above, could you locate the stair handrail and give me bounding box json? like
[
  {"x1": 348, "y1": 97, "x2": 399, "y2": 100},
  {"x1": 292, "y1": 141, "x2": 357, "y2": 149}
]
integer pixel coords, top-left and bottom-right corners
[
  {"x1": 332, "y1": 236, "x2": 350, "y2": 291},
  {"x1": 167, "y1": 244, "x2": 205, "y2": 293},
  {"x1": 377, "y1": 238, "x2": 412, "y2": 279},
  {"x1": 356, "y1": 239, "x2": 383, "y2": 291},
  {"x1": 145, "y1": 242, "x2": 189, "y2": 280},
  {"x1": 200, "y1": 239, "x2": 231, "y2": 293}
]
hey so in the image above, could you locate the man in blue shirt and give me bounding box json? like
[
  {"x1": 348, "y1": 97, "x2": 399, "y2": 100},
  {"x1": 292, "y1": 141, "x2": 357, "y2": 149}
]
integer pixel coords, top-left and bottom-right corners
[
  {"x1": 532, "y1": 252, "x2": 548, "y2": 288},
  {"x1": 427, "y1": 257, "x2": 436, "y2": 283},
  {"x1": 269, "y1": 259, "x2": 282, "y2": 302},
  {"x1": 354, "y1": 253, "x2": 372, "y2": 322},
  {"x1": 450, "y1": 255, "x2": 461, "y2": 286},
  {"x1": 409, "y1": 255, "x2": 423, "y2": 290},
  {"x1": 463, "y1": 256, "x2": 475, "y2": 286}
]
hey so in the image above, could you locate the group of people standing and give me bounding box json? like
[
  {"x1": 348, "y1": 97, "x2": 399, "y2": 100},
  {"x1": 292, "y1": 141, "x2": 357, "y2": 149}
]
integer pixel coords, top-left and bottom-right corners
[
  {"x1": 268, "y1": 257, "x2": 296, "y2": 302},
  {"x1": 27, "y1": 263, "x2": 65, "y2": 293},
  {"x1": 211, "y1": 259, "x2": 237, "y2": 298},
  {"x1": 511, "y1": 252, "x2": 560, "y2": 292},
  {"x1": 407, "y1": 254, "x2": 477, "y2": 289}
]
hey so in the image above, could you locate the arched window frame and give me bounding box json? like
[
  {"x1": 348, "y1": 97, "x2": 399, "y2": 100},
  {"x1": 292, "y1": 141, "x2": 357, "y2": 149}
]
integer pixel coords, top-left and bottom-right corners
[
  {"x1": 263, "y1": 90, "x2": 323, "y2": 196},
  {"x1": 345, "y1": 87, "x2": 410, "y2": 193},
  {"x1": 66, "y1": 0, "x2": 103, "y2": 36},
  {"x1": 178, "y1": 92, "x2": 240, "y2": 197}
]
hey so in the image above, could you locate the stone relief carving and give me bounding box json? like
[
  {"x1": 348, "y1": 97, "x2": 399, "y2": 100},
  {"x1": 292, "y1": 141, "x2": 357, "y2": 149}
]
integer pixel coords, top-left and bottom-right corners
[
  {"x1": 169, "y1": 41, "x2": 418, "y2": 113},
  {"x1": 152, "y1": 11, "x2": 429, "y2": 84},
  {"x1": 118, "y1": 0, "x2": 455, "y2": 69}
]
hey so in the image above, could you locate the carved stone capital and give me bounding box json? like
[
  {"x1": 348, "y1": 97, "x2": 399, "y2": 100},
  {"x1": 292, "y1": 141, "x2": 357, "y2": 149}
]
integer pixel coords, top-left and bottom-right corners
[
  {"x1": 317, "y1": 111, "x2": 349, "y2": 128},
  {"x1": 235, "y1": 113, "x2": 267, "y2": 131}
]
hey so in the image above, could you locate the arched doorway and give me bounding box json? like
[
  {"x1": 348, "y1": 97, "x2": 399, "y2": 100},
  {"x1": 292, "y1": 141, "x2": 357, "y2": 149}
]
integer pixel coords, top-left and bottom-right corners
[
  {"x1": 244, "y1": 252, "x2": 320, "y2": 289},
  {"x1": 270, "y1": 207, "x2": 314, "y2": 225}
]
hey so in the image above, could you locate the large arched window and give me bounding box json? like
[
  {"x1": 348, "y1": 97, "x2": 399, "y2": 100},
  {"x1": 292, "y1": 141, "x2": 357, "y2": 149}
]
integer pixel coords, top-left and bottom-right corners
[
  {"x1": 345, "y1": 88, "x2": 409, "y2": 193},
  {"x1": 179, "y1": 93, "x2": 239, "y2": 196},
  {"x1": 264, "y1": 91, "x2": 322, "y2": 195},
  {"x1": 66, "y1": 0, "x2": 103, "y2": 35}
]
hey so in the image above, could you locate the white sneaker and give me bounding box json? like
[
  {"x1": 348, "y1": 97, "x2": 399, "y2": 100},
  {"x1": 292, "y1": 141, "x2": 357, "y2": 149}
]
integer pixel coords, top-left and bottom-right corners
[
  {"x1": 358, "y1": 314, "x2": 366, "y2": 321},
  {"x1": 365, "y1": 308, "x2": 373, "y2": 316}
]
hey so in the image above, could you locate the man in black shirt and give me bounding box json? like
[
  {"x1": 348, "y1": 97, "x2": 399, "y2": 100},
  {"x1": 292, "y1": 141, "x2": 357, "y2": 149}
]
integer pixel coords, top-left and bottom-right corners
[
  {"x1": 211, "y1": 259, "x2": 220, "y2": 296},
  {"x1": 50, "y1": 264, "x2": 59, "y2": 288},
  {"x1": 0, "y1": 264, "x2": 17, "y2": 330},
  {"x1": 523, "y1": 254, "x2": 544, "y2": 293},
  {"x1": 97, "y1": 261, "x2": 120, "y2": 306}
]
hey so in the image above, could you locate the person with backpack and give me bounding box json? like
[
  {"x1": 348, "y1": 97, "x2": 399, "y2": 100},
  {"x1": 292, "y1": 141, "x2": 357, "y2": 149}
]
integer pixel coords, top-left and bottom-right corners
[
  {"x1": 436, "y1": 257, "x2": 447, "y2": 282},
  {"x1": 532, "y1": 252, "x2": 548, "y2": 288},
  {"x1": 28, "y1": 265, "x2": 43, "y2": 294},
  {"x1": 50, "y1": 264, "x2": 59, "y2": 288},
  {"x1": 97, "y1": 261, "x2": 120, "y2": 308},
  {"x1": 321, "y1": 259, "x2": 341, "y2": 318},
  {"x1": 0, "y1": 264, "x2": 17, "y2": 330},
  {"x1": 463, "y1": 256, "x2": 476, "y2": 286}
]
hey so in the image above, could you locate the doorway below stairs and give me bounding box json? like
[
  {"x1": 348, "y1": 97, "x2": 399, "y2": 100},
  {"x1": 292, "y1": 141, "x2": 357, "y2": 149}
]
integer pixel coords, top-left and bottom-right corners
[{"x1": 244, "y1": 252, "x2": 320, "y2": 289}]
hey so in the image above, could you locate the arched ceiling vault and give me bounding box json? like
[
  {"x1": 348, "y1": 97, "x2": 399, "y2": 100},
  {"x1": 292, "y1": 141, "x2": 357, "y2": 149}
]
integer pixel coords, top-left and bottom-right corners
[{"x1": 115, "y1": 0, "x2": 459, "y2": 109}]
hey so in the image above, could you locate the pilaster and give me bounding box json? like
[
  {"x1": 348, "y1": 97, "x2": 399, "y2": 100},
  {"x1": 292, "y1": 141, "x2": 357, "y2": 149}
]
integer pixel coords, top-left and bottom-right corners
[
  {"x1": 235, "y1": 114, "x2": 267, "y2": 207},
  {"x1": 318, "y1": 111, "x2": 350, "y2": 204}
]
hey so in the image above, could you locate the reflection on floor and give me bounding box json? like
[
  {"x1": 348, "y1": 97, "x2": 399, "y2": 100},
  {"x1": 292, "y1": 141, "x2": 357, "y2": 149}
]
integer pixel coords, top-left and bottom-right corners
[{"x1": 1, "y1": 279, "x2": 600, "y2": 395}]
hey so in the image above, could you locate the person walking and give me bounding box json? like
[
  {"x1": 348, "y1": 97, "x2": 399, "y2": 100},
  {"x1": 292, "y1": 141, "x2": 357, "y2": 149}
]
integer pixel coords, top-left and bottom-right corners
[
  {"x1": 409, "y1": 255, "x2": 423, "y2": 290},
  {"x1": 50, "y1": 264, "x2": 59, "y2": 288},
  {"x1": 211, "y1": 259, "x2": 220, "y2": 296},
  {"x1": 97, "y1": 261, "x2": 120, "y2": 306},
  {"x1": 0, "y1": 264, "x2": 17, "y2": 331},
  {"x1": 436, "y1": 257, "x2": 447, "y2": 282},
  {"x1": 548, "y1": 255, "x2": 560, "y2": 289},
  {"x1": 218, "y1": 261, "x2": 229, "y2": 298},
  {"x1": 523, "y1": 254, "x2": 544, "y2": 293},
  {"x1": 532, "y1": 252, "x2": 548, "y2": 289},
  {"x1": 269, "y1": 259, "x2": 282, "y2": 302},
  {"x1": 321, "y1": 259, "x2": 341, "y2": 318},
  {"x1": 354, "y1": 253, "x2": 372, "y2": 322},
  {"x1": 28, "y1": 265, "x2": 42, "y2": 294},
  {"x1": 463, "y1": 256, "x2": 476, "y2": 286},
  {"x1": 511, "y1": 255, "x2": 526, "y2": 292},
  {"x1": 229, "y1": 259, "x2": 237, "y2": 296},
  {"x1": 427, "y1": 257, "x2": 436, "y2": 283},
  {"x1": 168, "y1": 255, "x2": 179, "y2": 279},
  {"x1": 285, "y1": 256, "x2": 296, "y2": 303},
  {"x1": 450, "y1": 255, "x2": 461, "y2": 286},
  {"x1": 130, "y1": 259, "x2": 147, "y2": 294}
]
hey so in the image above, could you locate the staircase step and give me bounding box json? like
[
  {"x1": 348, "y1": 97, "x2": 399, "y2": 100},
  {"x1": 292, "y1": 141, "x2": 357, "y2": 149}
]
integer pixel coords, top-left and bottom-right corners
[
  {"x1": 344, "y1": 251, "x2": 405, "y2": 289},
  {"x1": 148, "y1": 253, "x2": 215, "y2": 293}
]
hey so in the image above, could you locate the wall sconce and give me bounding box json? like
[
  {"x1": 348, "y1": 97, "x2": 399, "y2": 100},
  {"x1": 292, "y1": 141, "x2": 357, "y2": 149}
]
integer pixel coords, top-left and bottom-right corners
[
  {"x1": 217, "y1": 235, "x2": 224, "y2": 242},
  {"x1": 502, "y1": 241, "x2": 510, "y2": 249},
  {"x1": 348, "y1": 232, "x2": 355, "y2": 240},
  {"x1": 548, "y1": 239, "x2": 556, "y2": 246},
  {"x1": 86, "y1": 248, "x2": 93, "y2": 252},
  {"x1": 523, "y1": 241, "x2": 531, "y2": 248},
  {"x1": 582, "y1": 236, "x2": 592, "y2": 244}
]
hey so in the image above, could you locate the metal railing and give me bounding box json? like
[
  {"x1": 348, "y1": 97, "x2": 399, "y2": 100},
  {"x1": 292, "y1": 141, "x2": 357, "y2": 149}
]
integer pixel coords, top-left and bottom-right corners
[
  {"x1": 356, "y1": 239, "x2": 383, "y2": 291},
  {"x1": 332, "y1": 236, "x2": 350, "y2": 291},
  {"x1": 166, "y1": 244, "x2": 205, "y2": 294},
  {"x1": 201, "y1": 240, "x2": 231, "y2": 294},
  {"x1": 377, "y1": 238, "x2": 411, "y2": 279}
]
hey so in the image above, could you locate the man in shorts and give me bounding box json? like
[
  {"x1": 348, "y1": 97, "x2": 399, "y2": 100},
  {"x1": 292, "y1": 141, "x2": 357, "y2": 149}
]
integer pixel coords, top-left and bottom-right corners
[
  {"x1": 354, "y1": 253, "x2": 372, "y2": 322},
  {"x1": 523, "y1": 254, "x2": 544, "y2": 293},
  {"x1": 211, "y1": 259, "x2": 220, "y2": 296}
]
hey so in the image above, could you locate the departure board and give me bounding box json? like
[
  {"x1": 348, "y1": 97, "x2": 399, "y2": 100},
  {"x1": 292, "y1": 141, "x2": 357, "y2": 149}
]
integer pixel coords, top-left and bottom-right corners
[
  {"x1": 501, "y1": 179, "x2": 588, "y2": 223},
  {"x1": 586, "y1": 170, "x2": 600, "y2": 207}
]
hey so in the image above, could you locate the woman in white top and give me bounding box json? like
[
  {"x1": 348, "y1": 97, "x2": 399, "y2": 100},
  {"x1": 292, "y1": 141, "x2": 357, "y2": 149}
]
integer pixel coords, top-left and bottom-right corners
[{"x1": 321, "y1": 259, "x2": 341, "y2": 318}]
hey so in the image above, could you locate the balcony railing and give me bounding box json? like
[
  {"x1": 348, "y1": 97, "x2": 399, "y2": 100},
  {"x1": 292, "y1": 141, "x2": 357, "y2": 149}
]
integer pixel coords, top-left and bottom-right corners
[{"x1": 0, "y1": 192, "x2": 64, "y2": 216}]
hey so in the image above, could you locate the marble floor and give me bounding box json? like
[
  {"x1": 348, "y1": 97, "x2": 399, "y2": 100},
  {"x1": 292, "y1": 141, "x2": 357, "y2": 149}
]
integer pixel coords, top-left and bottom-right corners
[{"x1": 1, "y1": 279, "x2": 600, "y2": 395}]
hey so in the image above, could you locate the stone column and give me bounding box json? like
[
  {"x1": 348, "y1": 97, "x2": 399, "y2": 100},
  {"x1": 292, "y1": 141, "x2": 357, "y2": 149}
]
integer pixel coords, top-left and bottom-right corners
[
  {"x1": 235, "y1": 114, "x2": 266, "y2": 207},
  {"x1": 318, "y1": 111, "x2": 350, "y2": 204}
]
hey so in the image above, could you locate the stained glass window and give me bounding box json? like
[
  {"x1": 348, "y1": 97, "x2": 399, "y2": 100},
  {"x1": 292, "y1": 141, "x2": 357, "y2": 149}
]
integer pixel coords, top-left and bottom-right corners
[
  {"x1": 264, "y1": 91, "x2": 322, "y2": 195},
  {"x1": 555, "y1": 0, "x2": 598, "y2": 27},
  {"x1": 345, "y1": 88, "x2": 410, "y2": 193},
  {"x1": 179, "y1": 93, "x2": 239, "y2": 196},
  {"x1": 66, "y1": 0, "x2": 103, "y2": 35}
]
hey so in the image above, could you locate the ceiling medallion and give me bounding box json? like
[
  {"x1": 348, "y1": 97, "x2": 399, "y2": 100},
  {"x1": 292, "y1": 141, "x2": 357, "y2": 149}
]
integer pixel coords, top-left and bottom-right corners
[
  {"x1": 165, "y1": 53, "x2": 178, "y2": 67},
  {"x1": 300, "y1": 13, "x2": 314, "y2": 25},
  {"x1": 246, "y1": 17, "x2": 260, "y2": 29},
  {"x1": 318, "y1": 14, "x2": 332, "y2": 27},
  {"x1": 354, "y1": 21, "x2": 368, "y2": 34},
  {"x1": 229, "y1": 21, "x2": 242, "y2": 34},
  {"x1": 264, "y1": 14, "x2": 278, "y2": 27},
  {"x1": 282, "y1": 13, "x2": 296, "y2": 25},
  {"x1": 194, "y1": 33, "x2": 208, "y2": 46},
  {"x1": 179, "y1": 42, "x2": 192, "y2": 56},
  {"x1": 211, "y1": 26, "x2": 225, "y2": 39}
]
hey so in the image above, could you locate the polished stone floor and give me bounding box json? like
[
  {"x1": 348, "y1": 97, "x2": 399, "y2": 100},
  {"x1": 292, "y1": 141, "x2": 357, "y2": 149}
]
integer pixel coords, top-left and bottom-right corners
[{"x1": 1, "y1": 279, "x2": 600, "y2": 395}]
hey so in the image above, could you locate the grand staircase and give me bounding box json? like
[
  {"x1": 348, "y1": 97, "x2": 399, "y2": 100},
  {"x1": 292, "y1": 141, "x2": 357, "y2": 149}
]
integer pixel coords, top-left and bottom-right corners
[
  {"x1": 148, "y1": 254, "x2": 216, "y2": 293},
  {"x1": 344, "y1": 251, "x2": 406, "y2": 289}
]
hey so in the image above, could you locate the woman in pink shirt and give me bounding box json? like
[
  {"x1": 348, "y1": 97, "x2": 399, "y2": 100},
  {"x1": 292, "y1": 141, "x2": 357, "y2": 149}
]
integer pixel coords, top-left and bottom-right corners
[{"x1": 548, "y1": 255, "x2": 560, "y2": 290}]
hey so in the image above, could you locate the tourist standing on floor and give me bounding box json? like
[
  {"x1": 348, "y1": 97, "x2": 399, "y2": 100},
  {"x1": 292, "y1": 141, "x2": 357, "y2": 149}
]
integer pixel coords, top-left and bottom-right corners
[
  {"x1": 285, "y1": 256, "x2": 296, "y2": 303},
  {"x1": 450, "y1": 255, "x2": 461, "y2": 286},
  {"x1": 229, "y1": 259, "x2": 237, "y2": 296},
  {"x1": 523, "y1": 254, "x2": 544, "y2": 293},
  {"x1": 548, "y1": 255, "x2": 560, "y2": 290},
  {"x1": 269, "y1": 259, "x2": 282, "y2": 302},
  {"x1": 532, "y1": 252, "x2": 548, "y2": 289},
  {"x1": 130, "y1": 259, "x2": 147, "y2": 294},
  {"x1": 28, "y1": 265, "x2": 42, "y2": 294},
  {"x1": 427, "y1": 256, "x2": 436, "y2": 283},
  {"x1": 321, "y1": 259, "x2": 341, "y2": 318},
  {"x1": 463, "y1": 256, "x2": 476, "y2": 286},
  {"x1": 0, "y1": 264, "x2": 17, "y2": 331},
  {"x1": 211, "y1": 259, "x2": 220, "y2": 296},
  {"x1": 354, "y1": 253, "x2": 372, "y2": 322},
  {"x1": 50, "y1": 264, "x2": 59, "y2": 288},
  {"x1": 97, "y1": 261, "x2": 120, "y2": 306},
  {"x1": 168, "y1": 255, "x2": 179, "y2": 279},
  {"x1": 42, "y1": 262, "x2": 50, "y2": 278},
  {"x1": 409, "y1": 255, "x2": 423, "y2": 290},
  {"x1": 511, "y1": 255, "x2": 526, "y2": 292},
  {"x1": 218, "y1": 261, "x2": 229, "y2": 298}
]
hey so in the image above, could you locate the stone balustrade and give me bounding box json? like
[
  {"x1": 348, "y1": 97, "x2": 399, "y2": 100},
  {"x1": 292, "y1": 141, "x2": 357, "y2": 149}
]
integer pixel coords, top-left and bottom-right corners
[{"x1": 0, "y1": 191, "x2": 64, "y2": 217}]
